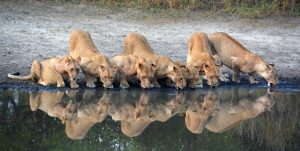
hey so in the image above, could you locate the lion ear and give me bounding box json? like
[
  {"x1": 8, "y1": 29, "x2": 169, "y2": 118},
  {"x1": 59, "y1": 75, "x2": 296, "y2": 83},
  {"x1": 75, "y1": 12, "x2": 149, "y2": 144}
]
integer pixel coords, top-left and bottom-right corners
[
  {"x1": 151, "y1": 61, "x2": 157, "y2": 67},
  {"x1": 173, "y1": 66, "x2": 178, "y2": 72},
  {"x1": 213, "y1": 55, "x2": 222, "y2": 66},
  {"x1": 64, "y1": 57, "x2": 71, "y2": 65},
  {"x1": 137, "y1": 62, "x2": 144, "y2": 70},
  {"x1": 138, "y1": 58, "x2": 146, "y2": 63},
  {"x1": 76, "y1": 56, "x2": 81, "y2": 63},
  {"x1": 99, "y1": 65, "x2": 105, "y2": 72}
]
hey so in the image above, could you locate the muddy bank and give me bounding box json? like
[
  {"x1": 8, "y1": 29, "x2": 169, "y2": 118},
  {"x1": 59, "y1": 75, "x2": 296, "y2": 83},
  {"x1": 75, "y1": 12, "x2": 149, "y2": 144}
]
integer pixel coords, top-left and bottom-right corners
[{"x1": 0, "y1": 1, "x2": 299, "y2": 85}]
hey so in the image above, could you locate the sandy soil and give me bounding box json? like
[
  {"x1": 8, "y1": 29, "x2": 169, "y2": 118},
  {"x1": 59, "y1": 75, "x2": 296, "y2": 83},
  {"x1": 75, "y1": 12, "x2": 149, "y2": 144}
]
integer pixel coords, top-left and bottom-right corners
[{"x1": 1, "y1": 1, "x2": 300, "y2": 85}]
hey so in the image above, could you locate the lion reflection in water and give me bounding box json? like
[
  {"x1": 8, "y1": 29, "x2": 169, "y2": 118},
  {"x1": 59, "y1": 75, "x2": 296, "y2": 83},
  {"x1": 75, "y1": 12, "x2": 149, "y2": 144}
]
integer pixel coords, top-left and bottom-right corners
[{"x1": 29, "y1": 88, "x2": 274, "y2": 138}]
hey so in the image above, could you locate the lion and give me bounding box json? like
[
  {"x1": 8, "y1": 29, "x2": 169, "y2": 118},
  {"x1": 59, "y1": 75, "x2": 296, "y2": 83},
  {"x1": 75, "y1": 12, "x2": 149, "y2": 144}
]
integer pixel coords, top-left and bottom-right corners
[
  {"x1": 187, "y1": 32, "x2": 221, "y2": 87},
  {"x1": 185, "y1": 91, "x2": 217, "y2": 134},
  {"x1": 205, "y1": 90, "x2": 274, "y2": 133},
  {"x1": 108, "y1": 93, "x2": 154, "y2": 137},
  {"x1": 8, "y1": 56, "x2": 80, "y2": 88},
  {"x1": 174, "y1": 61, "x2": 203, "y2": 88},
  {"x1": 148, "y1": 92, "x2": 185, "y2": 122},
  {"x1": 123, "y1": 33, "x2": 186, "y2": 89},
  {"x1": 110, "y1": 55, "x2": 155, "y2": 89},
  {"x1": 65, "y1": 91, "x2": 113, "y2": 140},
  {"x1": 69, "y1": 29, "x2": 117, "y2": 88},
  {"x1": 29, "y1": 91, "x2": 77, "y2": 124},
  {"x1": 209, "y1": 32, "x2": 277, "y2": 87}
]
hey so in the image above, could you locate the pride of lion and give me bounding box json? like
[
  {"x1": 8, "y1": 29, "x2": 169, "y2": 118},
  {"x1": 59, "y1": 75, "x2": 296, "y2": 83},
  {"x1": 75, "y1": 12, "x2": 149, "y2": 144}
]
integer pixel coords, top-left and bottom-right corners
[{"x1": 8, "y1": 29, "x2": 277, "y2": 89}]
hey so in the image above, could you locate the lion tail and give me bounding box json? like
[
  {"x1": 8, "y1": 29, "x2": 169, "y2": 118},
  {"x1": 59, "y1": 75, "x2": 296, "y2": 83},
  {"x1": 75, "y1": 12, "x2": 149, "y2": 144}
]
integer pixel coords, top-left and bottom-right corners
[{"x1": 7, "y1": 72, "x2": 32, "y2": 81}]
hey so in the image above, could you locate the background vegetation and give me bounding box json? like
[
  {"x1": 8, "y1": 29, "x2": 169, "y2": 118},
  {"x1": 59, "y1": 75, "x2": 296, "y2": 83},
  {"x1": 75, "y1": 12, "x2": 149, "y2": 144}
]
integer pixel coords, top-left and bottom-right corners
[{"x1": 72, "y1": 0, "x2": 300, "y2": 17}]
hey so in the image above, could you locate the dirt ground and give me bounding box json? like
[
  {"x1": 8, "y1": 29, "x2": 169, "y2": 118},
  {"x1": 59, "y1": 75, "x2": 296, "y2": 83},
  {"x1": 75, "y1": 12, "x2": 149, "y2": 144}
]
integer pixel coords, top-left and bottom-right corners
[{"x1": 1, "y1": 1, "x2": 300, "y2": 85}]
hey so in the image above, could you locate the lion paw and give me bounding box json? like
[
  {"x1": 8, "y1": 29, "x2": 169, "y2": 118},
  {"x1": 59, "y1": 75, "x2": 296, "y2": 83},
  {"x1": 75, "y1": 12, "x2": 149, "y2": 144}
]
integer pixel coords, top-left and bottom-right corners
[
  {"x1": 86, "y1": 82, "x2": 96, "y2": 88},
  {"x1": 154, "y1": 83, "x2": 161, "y2": 88},
  {"x1": 220, "y1": 76, "x2": 230, "y2": 82},
  {"x1": 120, "y1": 82, "x2": 129, "y2": 89},
  {"x1": 232, "y1": 78, "x2": 240, "y2": 83},
  {"x1": 57, "y1": 82, "x2": 65, "y2": 88},
  {"x1": 250, "y1": 80, "x2": 259, "y2": 84},
  {"x1": 70, "y1": 83, "x2": 79, "y2": 89}
]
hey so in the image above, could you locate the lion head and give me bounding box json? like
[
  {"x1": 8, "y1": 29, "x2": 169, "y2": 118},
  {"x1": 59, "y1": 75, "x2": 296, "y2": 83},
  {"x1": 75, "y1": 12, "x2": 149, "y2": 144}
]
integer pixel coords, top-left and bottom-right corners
[
  {"x1": 136, "y1": 58, "x2": 156, "y2": 88},
  {"x1": 63, "y1": 56, "x2": 81, "y2": 81}
]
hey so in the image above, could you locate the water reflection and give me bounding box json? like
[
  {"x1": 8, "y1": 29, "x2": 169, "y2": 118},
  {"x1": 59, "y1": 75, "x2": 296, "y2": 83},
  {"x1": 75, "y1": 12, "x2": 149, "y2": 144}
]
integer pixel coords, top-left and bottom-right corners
[
  {"x1": 27, "y1": 88, "x2": 275, "y2": 139},
  {"x1": 205, "y1": 89, "x2": 274, "y2": 133}
]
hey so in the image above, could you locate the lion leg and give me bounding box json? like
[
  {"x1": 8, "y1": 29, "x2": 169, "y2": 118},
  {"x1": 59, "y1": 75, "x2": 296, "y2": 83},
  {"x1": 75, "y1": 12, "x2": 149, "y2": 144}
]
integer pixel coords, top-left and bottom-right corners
[
  {"x1": 70, "y1": 80, "x2": 79, "y2": 89},
  {"x1": 119, "y1": 72, "x2": 129, "y2": 89},
  {"x1": 55, "y1": 73, "x2": 65, "y2": 88},
  {"x1": 31, "y1": 60, "x2": 42, "y2": 82},
  {"x1": 84, "y1": 72, "x2": 96, "y2": 88},
  {"x1": 56, "y1": 91, "x2": 65, "y2": 100},
  {"x1": 219, "y1": 66, "x2": 229, "y2": 82},
  {"x1": 249, "y1": 73, "x2": 259, "y2": 84},
  {"x1": 231, "y1": 57, "x2": 241, "y2": 83},
  {"x1": 151, "y1": 77, "x2": 160, "y2": 88},
  {"x1": 29, "y1": 92, "x2": 40, "y2": 111}
]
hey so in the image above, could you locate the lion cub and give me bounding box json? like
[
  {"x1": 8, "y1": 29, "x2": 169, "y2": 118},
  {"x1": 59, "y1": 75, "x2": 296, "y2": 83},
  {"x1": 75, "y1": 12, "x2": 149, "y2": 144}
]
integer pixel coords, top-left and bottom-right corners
[
  {"x1": 209, "y1": 32, "x2": 277, "y2": 87},
  {"x1": 110, "y1": 55, "x2": 155, "y2": 88},
  {"x1": 123, "y1": 33, "x2": 186, "y2": 89},
  {"x1": 69, "y1": 30, "x2": 117, "y2": 88},
  {"x1": 173, "y1": 61, "x2": 203, "y2": 88},
  {"x1": 8, "y1": 56, "x2": 80, "y2": 88}
]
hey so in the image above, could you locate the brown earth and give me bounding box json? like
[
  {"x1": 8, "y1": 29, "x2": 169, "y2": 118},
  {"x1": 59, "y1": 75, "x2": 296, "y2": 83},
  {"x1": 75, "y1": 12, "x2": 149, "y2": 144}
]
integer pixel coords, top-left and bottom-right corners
[{"x1": 1, "y1": 1, "x2": 299, "y2": 85}]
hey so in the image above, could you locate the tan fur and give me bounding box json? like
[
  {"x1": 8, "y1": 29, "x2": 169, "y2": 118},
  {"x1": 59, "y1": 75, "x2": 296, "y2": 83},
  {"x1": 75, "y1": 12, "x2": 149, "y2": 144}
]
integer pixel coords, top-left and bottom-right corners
[
  {"x1": 8, "y1": 56, "x2": 80, "y2": 88},
  {"x1": 209, "y1": 32, "x2": 277, "y2": 86},
  {"x1": 110, "y1": 55, "x2": 155, "y2": 88},
  {"x1": 69, "y1": 29, "x2": 117, "y2": 88},
  {"x1": 174, "y1": 61, "x2": 203, "y2": 88},
  {"x1": 187, "y1": 32, "x2": 221, "y2": 87},
  {"x1": 205, "y1": 91, "x2": 274, "y2": 133},
  {"x1": 109, "y1": 93, "x2": 154, "y2": 137},
  {"x1": 149, "y1": 92, "x2": 185, "y2": 122},
  {"x1": 123, "y1": 33, "x2": 186, "y2": 89},
  {"x1": 65, "y1": 91, "x2": 112, "y2": 140},
  {"x1": 29, "y1": 91, "x2": 76, "y2": 124},
  {"x1": 185, "y1": 92, "x2": 217, "y2": 134}
]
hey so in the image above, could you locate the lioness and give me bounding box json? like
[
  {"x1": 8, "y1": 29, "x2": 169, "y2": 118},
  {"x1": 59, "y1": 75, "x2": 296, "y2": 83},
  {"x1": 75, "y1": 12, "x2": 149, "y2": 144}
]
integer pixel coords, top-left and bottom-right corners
[
  {"x1": 110, "y1": 55, "x2": 155, "y2": 88},
  {"x1": 109, "y1": 94, "x2": 154, "y2": 137},
  {"x1": 65, "y1": 92, "x2": 112, "y2": 140},
  {"x1": 185, "y1": 91, "x2": 217, "y2": 134},
  {"x1": 123, "y1": 33, "x2": 186, "y2": 89},
  {"x1": 8, "y1": 56, "x2": 80, "y2": 88},
  {"x1": 69, "y1": 29, "x2": 117, "y2": 88},
  {"x1": 205, "y1": 91, "x2": 274, "y2": 133},
  {"x1": 187, "y1": 32, "x2": 221, "y2": 87},
  {"x1": 209, "y1": 32, "x2": 277, "y2": 87},
  {"x1": 29, "y1": 91, "x2": 77, "y2": 124}
]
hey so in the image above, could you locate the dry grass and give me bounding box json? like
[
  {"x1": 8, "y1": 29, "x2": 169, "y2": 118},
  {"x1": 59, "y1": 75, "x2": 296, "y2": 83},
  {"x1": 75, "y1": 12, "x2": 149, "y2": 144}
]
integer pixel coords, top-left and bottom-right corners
[{"x1": 75, "y1": 0, "x2": 300, "y2": 17}]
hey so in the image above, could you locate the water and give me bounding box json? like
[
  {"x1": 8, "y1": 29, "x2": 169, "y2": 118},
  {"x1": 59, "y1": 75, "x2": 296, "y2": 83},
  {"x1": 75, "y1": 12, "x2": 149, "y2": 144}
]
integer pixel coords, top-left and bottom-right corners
[{"x1": 0, "y1": 86, "x2": 299, "y2": 151}]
